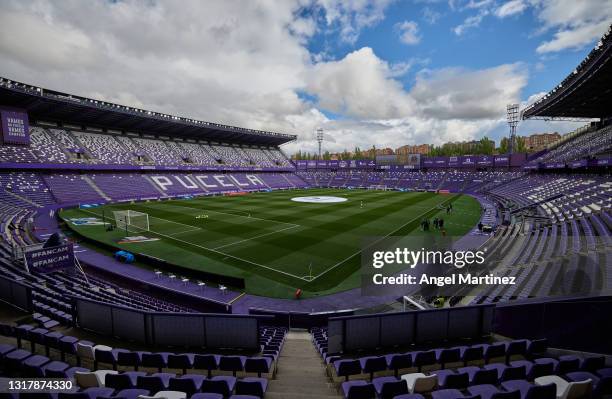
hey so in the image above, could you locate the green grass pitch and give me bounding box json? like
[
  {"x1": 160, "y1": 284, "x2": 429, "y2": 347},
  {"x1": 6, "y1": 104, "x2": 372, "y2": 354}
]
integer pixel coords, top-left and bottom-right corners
[{"x1": 59, "y1": 188, "x2": 482, "y2": 299}]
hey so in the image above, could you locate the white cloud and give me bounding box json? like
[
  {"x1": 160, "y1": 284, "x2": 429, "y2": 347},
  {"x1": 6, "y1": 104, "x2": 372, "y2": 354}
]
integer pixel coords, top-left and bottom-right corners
[
  {"x1": 494, "y1": 0, "x2": 527, "y2": 18},
  {"x1": 0, "y1": 0, "x2": 545, "y2": 157},
  {"x1": 394, "y1": 20, "x2": 422, "y2": 45},
  {"x1": 533, "y1": 0, "x2": 612, "y2": 53},
  {"x1": 422, "y1": 7, "x2": 442, "y2": 24},
  {"x1": 305, "y1": 47, "x2": 417, "y2": 119},
  {"x1": 410, "y1": 63, "x2": 528, "y2": 120},
  {"x1": 453, "y1": 9, "x2": 489, "y2": 35},
  {"x1": 316, "y1": 0, "x2": 394, "y2": 43},
  {"x1": 536, "y1": 20, "x2": 611, "y2": 53}
]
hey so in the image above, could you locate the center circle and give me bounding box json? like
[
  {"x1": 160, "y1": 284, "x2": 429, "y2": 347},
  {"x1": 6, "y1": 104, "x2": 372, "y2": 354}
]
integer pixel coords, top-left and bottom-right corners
[{"x1": 291, "y1": 196, "x2": 348, "y2": 203}]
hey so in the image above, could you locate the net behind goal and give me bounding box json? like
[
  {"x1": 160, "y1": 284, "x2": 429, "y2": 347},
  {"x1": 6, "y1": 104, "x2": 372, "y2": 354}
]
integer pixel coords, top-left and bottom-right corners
[
  {"x1": 113, "y1": 210, "x2": 150, "y2": 232},
  {"x1": 367, "y1": 185, "x2": 388, "y2": 191}
]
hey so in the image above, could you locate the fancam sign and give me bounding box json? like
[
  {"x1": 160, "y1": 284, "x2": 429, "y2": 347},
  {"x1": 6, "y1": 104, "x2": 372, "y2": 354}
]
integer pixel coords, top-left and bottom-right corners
[
  {"x1": 0, "y1": 107, "x2": 30, "y2": 145},
  {"x1": 24, "y1": 243, "x2": 75, "y2": 273}
]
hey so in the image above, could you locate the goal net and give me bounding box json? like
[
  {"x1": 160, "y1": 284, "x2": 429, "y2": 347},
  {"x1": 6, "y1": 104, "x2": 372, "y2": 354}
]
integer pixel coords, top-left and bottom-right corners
[
  {"x1": 367, "y1": 185, "x2": 388, "y2": 191},
  {"x1": 113, "y1": 210, "x2": 150, "y2": 232}
]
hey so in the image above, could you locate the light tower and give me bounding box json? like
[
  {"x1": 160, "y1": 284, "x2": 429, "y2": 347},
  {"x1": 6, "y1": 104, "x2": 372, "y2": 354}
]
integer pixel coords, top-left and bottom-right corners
[
  {"x1": 316, "y1": 128, "x2": 324, "y2": 160},
  {"x1": 506, "y1": 104, "x2": 520, "y2": 154}
]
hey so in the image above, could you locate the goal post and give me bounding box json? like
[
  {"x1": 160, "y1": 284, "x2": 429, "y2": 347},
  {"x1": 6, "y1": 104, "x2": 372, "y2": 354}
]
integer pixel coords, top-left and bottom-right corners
[
  {"x1": 113, "y1": 210, "x2": 150, "y2": 232},
  {"x1": 367, "y1": 185, "x2": 388, "y2": 191}
]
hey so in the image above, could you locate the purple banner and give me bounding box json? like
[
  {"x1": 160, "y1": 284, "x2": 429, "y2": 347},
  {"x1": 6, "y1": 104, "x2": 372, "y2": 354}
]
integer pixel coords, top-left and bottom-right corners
[
  {"x1": 544, "y1": 161, "x2": 566, "y2": 169},
  {"x1": 433, "y1": 157, "x2": 448, "y2": 168},
  {"x1": 296, "y1": 160, "x2": 307, "y2": 169},
  {"x1": 459, "y1": 156, "x2": 475, "y2": 167},
  {"x1": 568, "y1": 159, "x2": 588, "y2": 169},
  {"x1": 597, "y1": 157, "x2": 611, "y2": 166},
  {"x1": 494, "y1": 155, "x2": 510, "y2": 166},
  {"x1": 1, "y1": 107, "x2": 30, "y2": 145},
  {"x1": 339, "y1": 160, "x2": 349, "y2": 168},
  {"x1": 448, "y1": 156, "x2": 460, "y2": 167},
  {"x1": 422, "y1": 158, "x2": 434, "y2": 167},
  {"x1": 510, "y1": 153, "x2": 527, "y2": 167},
  {"x1": 475, "y1": 155, "x2": 493, "y2": 166},
  {"x1": 316, "y1": 160, "x2": 328, "y2": 168},
  {"x1": 24, "y1": 243, "x2": 75, "y2": 273},
  {"x1": 329, "y1": 160, "x2": 339, "y2": 168}
]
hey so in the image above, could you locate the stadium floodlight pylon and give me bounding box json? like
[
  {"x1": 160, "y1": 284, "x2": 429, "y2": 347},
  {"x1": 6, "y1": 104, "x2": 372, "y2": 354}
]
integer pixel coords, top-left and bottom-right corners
[{"x1": 113, "y1": 210, "x2": 150, "y2": 233}]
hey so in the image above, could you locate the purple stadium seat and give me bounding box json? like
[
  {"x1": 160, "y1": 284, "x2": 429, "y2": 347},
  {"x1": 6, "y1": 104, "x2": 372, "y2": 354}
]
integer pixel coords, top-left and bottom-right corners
[
  {"x1": 385, "y1": 353, "x2": 412, "y2": 377},
  {"x1": 141, "y1": 353, "x2": 169, "y2": 373},
  {"x1": 509, "y1": 360, "x2": 553, "y2": 380},
  {"x1": 168, "y1": 375, "x2": 205, "y2": 396},
  {"x1": 194, "y1": 354, "x2": 220, "y2": 378},
  {"x1": 43, "y1": 331, "x2": 64, "y2": 357},
  {"x1": 525, "y1": 339, "x2": 547, "y2": 359},
  {"x1": 117, "y1": 351, "x2": 142, "y2": 371},
  {"x1": 580, "y1": 355, "x2": 605, "y2": 372},
  {"x1": 484, "y1": 364, "x2": 527, "y2": 382},
  {"x1": 431, "y1": 389, "x2": 479, "y2": 399},
  {"x1": 22, "y1": 354, "x2": 51, "y2": 377},
  {"x1": 166, "y1": 353, "x2": 193, "y2": 374},
  {"x1": 457, "y1": 367, "x2": 498, "y2": 385},
  {"x1": 201, "y1": 376, "x2": 237, "y2": 397},
  {"x1": 468, "y1": 384, "x2": 521, "y2": 399},
  {"x1": 435, "y1": 370, "x2": 469, "y2": 390},
  {"x1": 136, "y1": 375, "x2": 168, "y2": 393},
  {"x1": 341, "y1": 380, "x2": 376, "y2": 399},
  {"x1": 110, "y1": 389, "x2": 150, "y2": 399},
  {"x1": 244, "y1": 357, "x2": 271, "y2": 377},
  {"x1": 411, "y1": 351, "x2": 437, "y2": 372},
  {"x1": 435, "y1": 347, "x2": 461, "y2": 368},
  {"x1": 359, "y1": 356, "x2": 387, "y2": 380},
  {"x1": 504, "y1": 340, "x2": 528, "y2": 363},
  {"x1": 500, "y1": 380, "x2": 556, "y2": 399},
  {"x1": 59, "y1": 336, "x2": 79, "y2": 362},
  {"x1": 105, "y1": 373, "x2": 138, "y2": 390},
  {"x1": 372, "y1": 376, "x2": 408, "y2": 399},
  {"x1": 219, "y1": 356, "x2": 246, "y2": 377},
  {"x1": 459, "y1": 346, "x2": 484, "y2": 366},
  {"x1": 235, "y1": 377, "x2": 268, "y2": 398},
  {"x1": 5, "y1": 348, "x2": 33, "y2": 375},
  {"x1": 191, "y1": 394, "x2": 224, "y2": 399},
  {"x1": 334, "y1": 359, "x2": 362, "y2": 381},
  {"x1": 42, "y1": 360, "x2": 70, "y2": 377}
]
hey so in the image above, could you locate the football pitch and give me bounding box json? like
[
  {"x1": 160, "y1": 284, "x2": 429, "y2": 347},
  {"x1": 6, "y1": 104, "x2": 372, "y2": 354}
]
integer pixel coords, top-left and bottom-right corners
[{"x1": 59, "y1": 188, "x2": 482, "y2": 298}]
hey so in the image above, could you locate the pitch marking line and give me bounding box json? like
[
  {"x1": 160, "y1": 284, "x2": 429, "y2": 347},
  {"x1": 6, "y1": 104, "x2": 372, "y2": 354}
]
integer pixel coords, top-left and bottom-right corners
[
  {"x1": 149, "y1": 215, "x2": 202, "y2": 234},
  {"x1": 155, "y1": 203, "x2": 301, "y2": 228},
  {"x1": 212, "y1": 224, "x2": 301, "y2": 250},
  {"x1": 309, "y1": 195, "x2": 457, "y2": 281},
  {"x1": 77, "y1": 208, "x2": 309, "y2": 281}
]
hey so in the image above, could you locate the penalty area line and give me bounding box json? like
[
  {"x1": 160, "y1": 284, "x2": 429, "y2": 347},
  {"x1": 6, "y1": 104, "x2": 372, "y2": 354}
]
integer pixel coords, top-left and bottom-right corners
[{"x1": 77, "y1": 208, "x2": 310, "y2": 282}]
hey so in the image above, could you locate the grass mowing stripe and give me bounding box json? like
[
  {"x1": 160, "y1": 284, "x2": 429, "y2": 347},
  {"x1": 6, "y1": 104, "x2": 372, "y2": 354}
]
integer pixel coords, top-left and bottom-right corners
[
  {"x1": 310, "y1": 193, "x2": 458, "y2": 281},
  {"x1": 60, "y1": 189, "x2": 482, "y2": 298},
  {"x1": 77, "y1": 207, "x2": 311, "y2": 282},
  {"x1": 212, "y1": 224, "x2": 301, "y2": 250}
]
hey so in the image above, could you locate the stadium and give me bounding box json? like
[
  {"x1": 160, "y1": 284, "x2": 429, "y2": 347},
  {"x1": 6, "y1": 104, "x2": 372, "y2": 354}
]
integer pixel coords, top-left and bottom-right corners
[{"x1": 0, "y1": 3, "x2": 611, "y2": 399}]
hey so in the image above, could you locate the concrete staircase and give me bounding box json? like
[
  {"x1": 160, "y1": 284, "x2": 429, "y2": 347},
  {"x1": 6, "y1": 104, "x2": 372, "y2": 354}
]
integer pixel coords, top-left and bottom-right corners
[{"x1": 266, "y1": 331, "x2": 340, "y2": 399}]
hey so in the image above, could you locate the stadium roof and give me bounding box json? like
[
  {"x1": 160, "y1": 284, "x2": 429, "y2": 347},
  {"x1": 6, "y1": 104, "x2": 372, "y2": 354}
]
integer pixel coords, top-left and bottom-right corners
[
  {"x1": 522, "y1": 25, "x2": 612, "y2": 120},
  {"x1": 0, "y1": 77, "x2": 297, "y2": 146}
]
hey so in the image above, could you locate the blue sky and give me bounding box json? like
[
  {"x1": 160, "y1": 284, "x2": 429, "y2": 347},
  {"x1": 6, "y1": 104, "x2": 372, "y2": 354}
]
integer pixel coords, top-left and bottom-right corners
[{"x1": 0, "y1": 0, "x2": 609, "y2": 153}]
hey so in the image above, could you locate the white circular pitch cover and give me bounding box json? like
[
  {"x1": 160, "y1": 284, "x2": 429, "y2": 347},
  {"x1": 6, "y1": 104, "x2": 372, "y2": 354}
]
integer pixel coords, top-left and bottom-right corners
[{"x1": 291, "y1": 196, "x2": 348, "y2": 203}]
